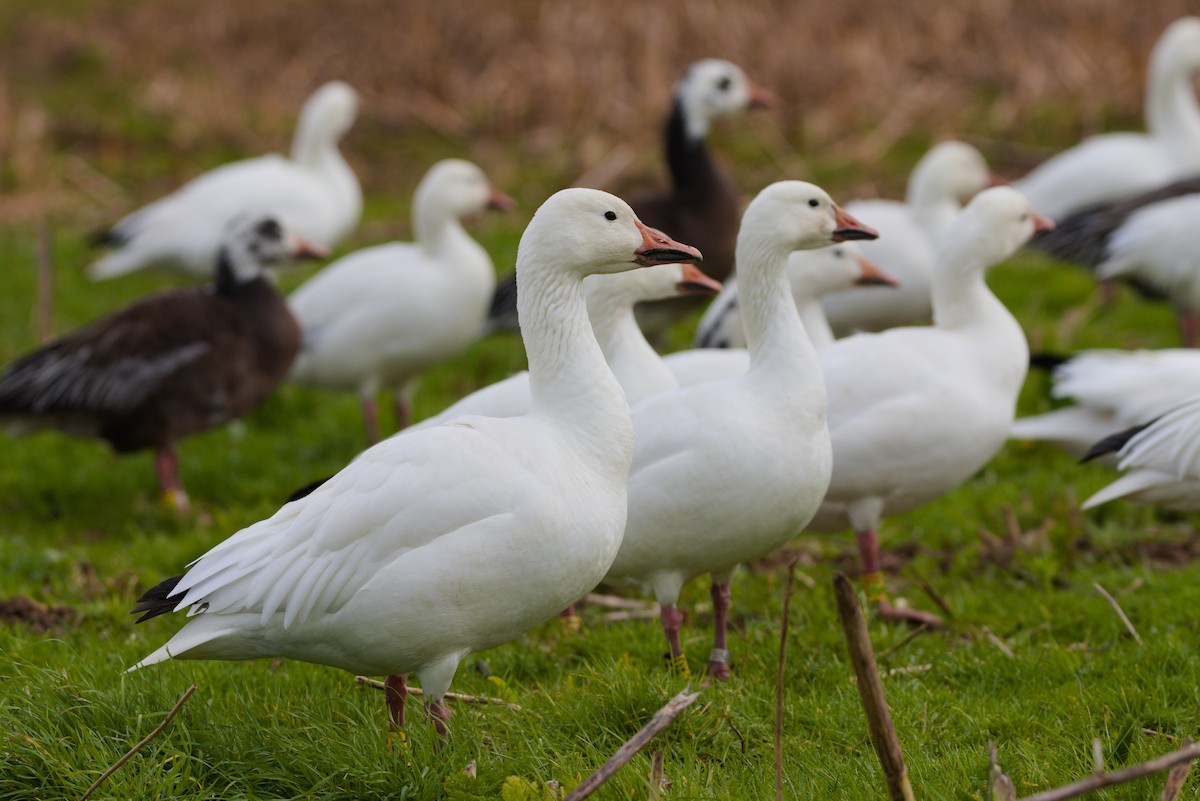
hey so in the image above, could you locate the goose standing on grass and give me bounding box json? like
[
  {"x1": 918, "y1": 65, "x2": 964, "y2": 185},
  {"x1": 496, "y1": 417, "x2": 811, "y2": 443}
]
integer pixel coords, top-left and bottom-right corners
[
  {"x1": 693, "y1": 242, "x2": 896, "y2": 351},
  {"x1": 1078, "y1": 396, "x2": 1200, "y2": 511},
  {"x1": 89, "y1": 82, "x2": 360, "y2": 280},
  {"x1": 486, "y1": 58, "x2": 774, "y2": 336},
  {"x1": 1025, "y1": 176, "x2": 1200, "y2": 345},
  {"x1": 802, "y1": 187, "x2": 1053, "y2": 625},
  {"x1": 288, "y1": 159, "x2": 514, "y2": 443},
  {"x1": 129, "y1": 188, "x2": 702, "y2": 742},
  {"x1": 603, "y1": 182, "x2": 878, "y2": 679},
  {"x1": 412, "y1": 262, "x2": 721, "y2": 428},
  {"x1": 0, "y1": 214, "x2": 323, "y2": 511},
  {"x1": 1011, "y1": 348, "x2": 1200, "y2": 457},
  {"x1": 1013, "y1": 17, "x2": 1200, "y2": 219},
  {"x1": 820, "y1": 141, "x2": 997, "y2": 336}
]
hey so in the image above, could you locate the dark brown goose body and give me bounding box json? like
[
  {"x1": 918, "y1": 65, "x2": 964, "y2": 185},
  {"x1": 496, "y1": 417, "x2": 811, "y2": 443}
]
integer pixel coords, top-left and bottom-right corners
[{"x1": 0, "y1": 262, "x2": 300, "y2": 453}]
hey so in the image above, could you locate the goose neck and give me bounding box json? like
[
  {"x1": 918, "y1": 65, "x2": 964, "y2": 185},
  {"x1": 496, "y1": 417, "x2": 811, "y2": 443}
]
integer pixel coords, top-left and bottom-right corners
[
  {"x1": 519, "y1": 264, "x2": 635, "y2": 467},
  {"x1": 796, "y1": 298, "x2": 836, "y2": 350},
  {"x1": 665, "y1": 101, "x2": 720, "y2": 194},
  {"x1": 738, "y1": 236, "x2": 819, "y2": 377},
  {"x1": 1146, "y1": 49, "x2": 1200, "y2": 166},
  {"x1": 930, "y1": 249, "x2": 1005, "y2": 331},
  {"x1": 587, "y1": 292, "x2": 677, "y2": 405}
]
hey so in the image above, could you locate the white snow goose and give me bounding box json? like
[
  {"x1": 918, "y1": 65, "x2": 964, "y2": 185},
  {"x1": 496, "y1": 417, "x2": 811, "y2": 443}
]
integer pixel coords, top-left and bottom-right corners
[
  {"x1": 128, "y1": 189, "x2": 702, "y2": 742},
  {"x1": 486, "y1": 58, "x2": 774, "y2": 336},
  {"x1": 821, "y1": 141, "x2": 997, "y2": 336},
  {"x1": 692, "y1": 241, "x2": 897, "y2": 351},
  {"x1": 288, "y1": 159, "x2": 514, "y2": 443},
  {"x1": 1011, "y1": 347, "x2": 1200, "y2": 457},
  {"x1": 1013, "y1": 17, "x2": 1200, "y2": 219},
  {"x1": 89, "y1": 81, "x2": 360, "y2": 280},
  {"x1": 1078, "y1": 396, "x2": 1200, "y2": 511},
  {"x1": 1025, "y1": 175, "x2": 1200, "y2": 345},
  {"x1": 802, "y1": 187, "x2": 1053, "y2": 625},
  {"x1": 602, "y1": 181, "x2": 878, "y2": 679},
  {"x1": 0, "y1": 214, "x2": 324, "y2": 511}
]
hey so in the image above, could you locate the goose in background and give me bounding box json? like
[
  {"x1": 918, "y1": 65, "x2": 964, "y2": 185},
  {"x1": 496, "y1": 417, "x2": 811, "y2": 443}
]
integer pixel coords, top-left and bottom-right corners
[
  {"x1": 1013, "y1": 17, "x2": 1200, "y2": 219},
  {"x1": 1011, "y1": 348, "x2": 1200, "y2": 457},
  {"x1": 486, "y1": 58, "x2": 774, "y2": 337},
  {"x1": 802, "y1": 188, "x2": 1053, "y2": 625},
  {"x1": 1079, "y1": 396, "x2": 1200, "y2": 511},
  {"x1": 412, "y1": 262, "x2": 721, "y2": 429},
  {"x1": 1025, "y1": 176, "x2": 1200, "y2": 345},
  {"x1": 1, "y1": 214, "x2": 323, "y2": 511},
  {"x1": 603, "y1": 182, "x2": 878, "y2": 680},
  {"x1": 820, "y1": 141, "x2": 997, "y2": 336},
  {"x1": 129, "y1": 189, "x2": 702, "y2": 742},
  {"x1": 89, "y1": 82, "x2": 360, "y2": 280},
  {"x1": 288, "y1": 159, "x2": 513, "y2": 443},
  {"x1": 693, "y1": 241, "x2": 897, "y2": 351}
]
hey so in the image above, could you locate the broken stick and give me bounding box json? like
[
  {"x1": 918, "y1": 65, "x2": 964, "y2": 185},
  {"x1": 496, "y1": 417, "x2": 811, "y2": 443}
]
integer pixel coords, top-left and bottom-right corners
[{"x1": 833, "y1": 572, "x2": 916, "y2": 801}]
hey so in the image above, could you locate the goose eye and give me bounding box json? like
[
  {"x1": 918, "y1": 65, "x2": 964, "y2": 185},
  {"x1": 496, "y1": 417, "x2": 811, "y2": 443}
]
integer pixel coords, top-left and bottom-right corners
[
  {"x1": 716, "y1": 76, "x2": 733, "y2": 91},
  {"x1": 255, "y1": 218, "x2": 282, "y2": 240},
  {"x1": 808, "y1": 199, "x2": 819, "y2": 208},
  {"x1": 604, "y1": 211, "x2": 617, "y2": 221},
  {"x1": 1020, "y1": 213, "x2": 1029, "y2": 222},
  {"x1": 833, "y1": 248, "x2": 844, "y2": 258}
]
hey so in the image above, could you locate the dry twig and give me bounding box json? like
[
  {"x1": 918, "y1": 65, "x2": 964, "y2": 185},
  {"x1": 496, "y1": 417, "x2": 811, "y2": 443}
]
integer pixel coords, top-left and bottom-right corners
[
  {"x1": 1018, "y1": 739, "x2": 1200, "y2": 800},
  {"x1": 648, "y1": 749, "x2": 666, "y2": 800},
  {"x1": 833, "y1": 573, "x2": 916, "y2": 801},
  {"x1": 878, "y1": 623, "x2": 930, "y2": 660},
  {"x1": 776, "y1": 559, "x2": 798, "y2": 801},
  {"x1": 990, "y1": 741, "x2": 1017, "y2": 801},
  {"x1": 1158, "y1": 737, "x2": 1194, "y2": 801},
  {"x1": 77, "y1": 684, "x2": 197, "y2": 801},
  {"x1": 1092, "y1": 582, "x2": 1142, "y2": 645},
  {"x1": 982, "y1": 626, "x2": 1015, "y2": 658},
  {"x1": 355, "y1": 676, "x2": 522, "y2": 710},
  {"x1": 563, "y1": 690, "x2": 699, "y2": 801}
]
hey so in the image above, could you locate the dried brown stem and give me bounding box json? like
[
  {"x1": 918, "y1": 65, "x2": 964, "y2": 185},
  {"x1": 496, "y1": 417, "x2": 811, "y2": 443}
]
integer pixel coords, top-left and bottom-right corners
[
  {"x1": 648, "y1": 749, "x2": 665, "y2": 801},
  {"x1": 878, "y1": 623, "x2": 930, "y2": 660},
  {"x1": 77, "y1": 684, "x2": 197, "y2": 801},
  {"x1": 833, "y1": 573, "x2": 916, "y2": 801},
  {"x1": 1158, "y1": 738, "x2": 1193, "y2": 801},
  {"x1": 776, "y1": 559, "x2": 798, "y2": 801},
  {"x1": 1092, "y1": 582, "x2": 1142, "y2": 645},
  {"x1": 563, "y1": 690, "x2": 700, "y2": 801},
  {"x1": 990, "y1": 741, "x2": 1017, "y2": 801},
  {"x1": 1018, "y1": 739, "x2": 1200, "y2": 800},
  {"x1": 354, "y1": 676, "x2": 522, "y2": 710}
]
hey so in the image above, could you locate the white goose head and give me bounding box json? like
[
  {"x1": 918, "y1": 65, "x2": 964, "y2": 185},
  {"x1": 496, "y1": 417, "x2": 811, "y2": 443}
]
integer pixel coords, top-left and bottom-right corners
[
  {"x1": 1151, "y1": 17, "x2": 1200, "y2": 80},
  {"x1": 740, "y1": 181, "x2": 879, "y2": 258},
  {"x1": 787, "y1": 243, "x2": 898, "y2": 299},
  {"x1": 676, "y1": 59, "x2": 775, "y2": 140},
  {"x1": 218, "y1": 213, "x2": 328, "y2": 285},
  {"x1": 413, "y1": 159, "x2": 514, "y2": 233},
  {"x1": 520, "y1": 188, "x2": 702, "y2": 280},
  {"x1": 291, "y1": 81, "x2": 358, "y2": 163},
  {"x1": 942, "y1": 186, "x2": 1055, "y2": 270},
  {"x1": 909, "y1": 141, "x2": 995, "y2": 206}
]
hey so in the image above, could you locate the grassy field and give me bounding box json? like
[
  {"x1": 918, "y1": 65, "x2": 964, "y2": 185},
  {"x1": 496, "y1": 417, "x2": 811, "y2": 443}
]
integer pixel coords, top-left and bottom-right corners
[{"x1": 4, "y1": 2, "x2": 1200, "y2": 800}]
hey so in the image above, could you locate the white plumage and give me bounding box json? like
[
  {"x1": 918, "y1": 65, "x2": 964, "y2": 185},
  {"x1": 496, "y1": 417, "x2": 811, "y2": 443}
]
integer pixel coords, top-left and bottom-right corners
[
  {"x1": 89, "y1": 81, "x2": 361, "y2": 280},
  {"x1": 129, "y1": 188, "x2": 702, "y2": 736},
  {"x1": 820, "y1": 141, "x2": 994, "y2": 335},
  {"x1": 1012, "y1": 17, "x2": 1200, "y2": 218},
  {"x1": 603, "y1": 181, "x2": 878, "y2": 678},
  {"x1": 288, "y1": 159, "x2": 512, "y2": 441}
]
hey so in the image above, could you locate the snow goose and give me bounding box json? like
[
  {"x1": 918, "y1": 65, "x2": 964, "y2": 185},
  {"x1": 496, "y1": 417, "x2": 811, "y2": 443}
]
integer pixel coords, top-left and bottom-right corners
[
  {"x1": 1030, "y1": 177, "x2": 1200, "y2": 344},
  {"x1": 602, "y1": 181, "x2": 878, "y2": 679},
  {"x1": 1, "y1": 214, "x2": 324, "y2": 511},
  {"x1": 288, "y1": 159, "x2": 513, "y2": 443},
  {"x1": 486, "y1": 58, "x2": 775, "y2": 335},
  {"x1": 821, "y1": 141, "x2": 996, "y2": 336},
  {"x1": 1079, "y1": 396, "x2": 1200, "y2": 511},
  {"x1": 412, "y1": 262, "x2": 721, "y2": 429},
  {"x1": 1013, "y1": 17, "x2": 1200, "y2": 219},
  {"x1": 692, "y1": 242, "x2": 897, "y2": 351},
  {"x1": 1011, "y1": 348, "x2": 1200, "y2": 457},
  {"x1": 802, "y1": 187, "x2": 1054, "y2": 625},
  {"x1": 89, "y1": 81, "x2": 360, "y2": 280},
  {"x1": 129, "y1": 189, "x2": 702, "y2": 741}
]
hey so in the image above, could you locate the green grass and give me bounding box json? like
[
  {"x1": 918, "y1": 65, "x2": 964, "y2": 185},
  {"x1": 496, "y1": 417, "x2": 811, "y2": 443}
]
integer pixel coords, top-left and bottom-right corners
[{"x1": 4, "y1": 166, "x2": 1200, "y2": 799}]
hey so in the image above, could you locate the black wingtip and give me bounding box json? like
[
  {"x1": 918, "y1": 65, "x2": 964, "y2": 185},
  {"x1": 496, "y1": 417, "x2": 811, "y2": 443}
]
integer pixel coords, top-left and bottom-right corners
[
  {"x1": 87, "y1": 225, "x2": 122, "y2": 248},
  {"x1": 1029, "y1": 351, "x2": 1071, "y2": 371},
  {"x1": 1081, "y1": 421, "x2": 1154, "y2": 463},
  {"x1": 131, "y1": 575, "x2": 184, "y2": 623},
  {"x1": 285, "y1": 474, "x2": 333, "y2": 504}
]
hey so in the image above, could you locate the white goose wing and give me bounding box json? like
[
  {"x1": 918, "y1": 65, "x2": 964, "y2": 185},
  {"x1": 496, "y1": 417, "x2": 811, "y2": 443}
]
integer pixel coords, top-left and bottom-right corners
[
  {"x1": 166, "y1": 421, "x2": 532, "y2": 630},
  {"x1": 1053, "y1": 349, "x2": 1200, "y2": 424},
  {"x1": 1116, "y1": 396, "x2": 1200, "y2": 477}
]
